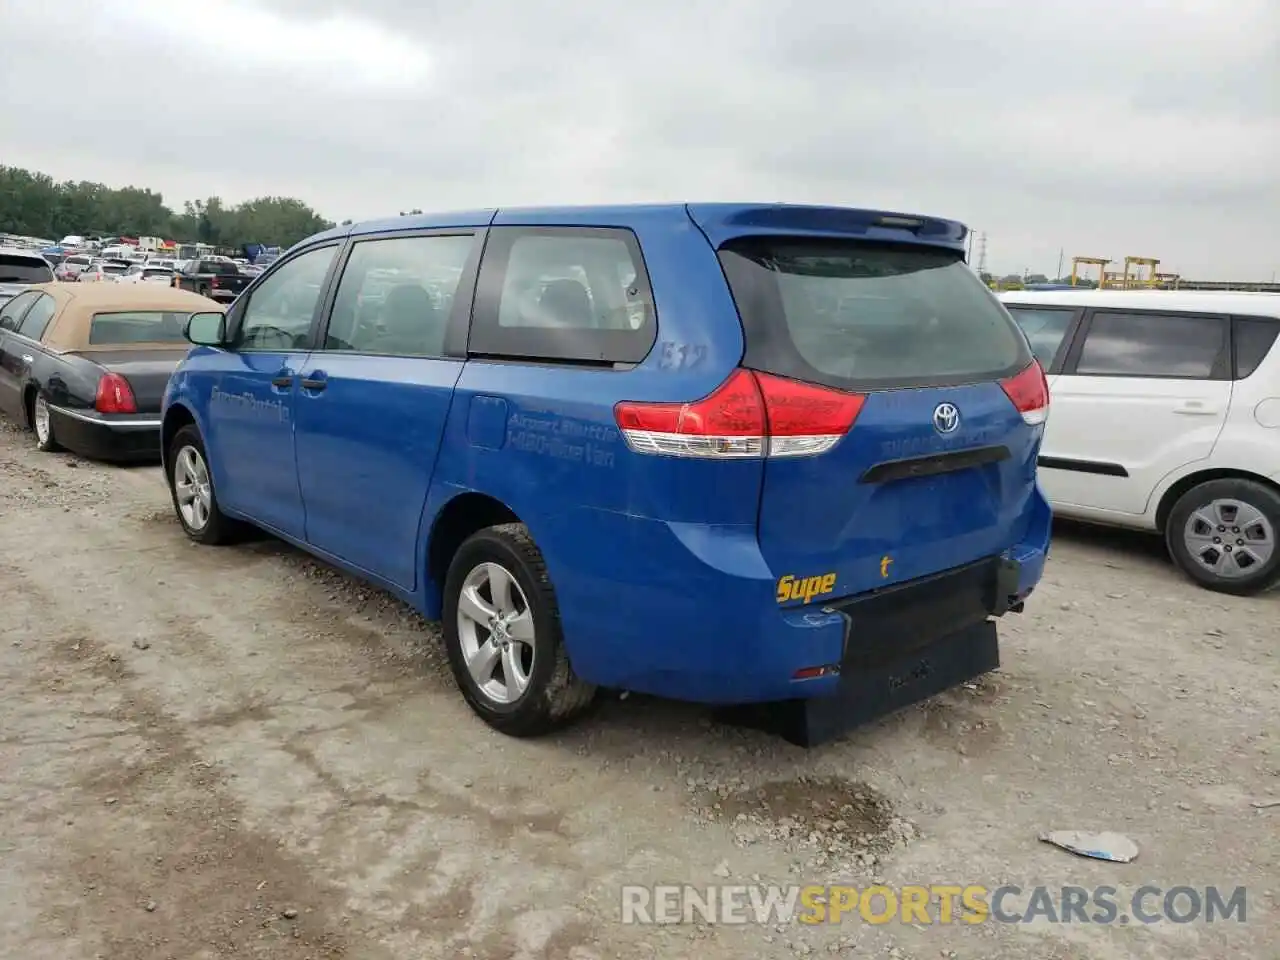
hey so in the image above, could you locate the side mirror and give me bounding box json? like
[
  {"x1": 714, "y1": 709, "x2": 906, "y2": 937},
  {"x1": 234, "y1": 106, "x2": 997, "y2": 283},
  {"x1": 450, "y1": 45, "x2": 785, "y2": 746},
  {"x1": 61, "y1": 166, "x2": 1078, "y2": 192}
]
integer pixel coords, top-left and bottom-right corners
[{"x1": 185, "y1": 311, "x2": 227, "y2": 346}]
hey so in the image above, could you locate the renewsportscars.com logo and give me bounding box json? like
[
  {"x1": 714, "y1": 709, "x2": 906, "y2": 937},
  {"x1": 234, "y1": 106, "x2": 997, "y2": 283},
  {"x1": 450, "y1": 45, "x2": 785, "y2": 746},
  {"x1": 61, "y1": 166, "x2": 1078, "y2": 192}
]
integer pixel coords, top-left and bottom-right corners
[{"x1": 620, "y1": 884, "x2": 1249, "y2": 926}]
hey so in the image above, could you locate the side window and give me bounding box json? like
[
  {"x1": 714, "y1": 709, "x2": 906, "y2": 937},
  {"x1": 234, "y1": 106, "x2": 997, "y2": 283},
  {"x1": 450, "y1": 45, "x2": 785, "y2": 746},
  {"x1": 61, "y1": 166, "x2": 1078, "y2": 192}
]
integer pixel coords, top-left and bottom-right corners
[
  {"x1": 0, "y1": 292, "x2": 38, "y2": 331},
  {"x1": 236, "y1": 245, "x2": 338, "y2": 351},
  {"x1": 470, "y1": 227, "x2": 656, "y2": 364},
  {"x1": 1005, "y1": 306, "x2": 1076, "y2": 367},
  {"x1": 1075, "y1": 312, "x2": 1227, "y2": 379},
  {"x1": 1233, "y1": 317, "x2": 1280, "y2": 380},
  {"x1": 323, "y1": 234, "x2": 476, "y2": 356},
  {"x1": 17, "y1": 294, "x2": 57, "y2": 340}
]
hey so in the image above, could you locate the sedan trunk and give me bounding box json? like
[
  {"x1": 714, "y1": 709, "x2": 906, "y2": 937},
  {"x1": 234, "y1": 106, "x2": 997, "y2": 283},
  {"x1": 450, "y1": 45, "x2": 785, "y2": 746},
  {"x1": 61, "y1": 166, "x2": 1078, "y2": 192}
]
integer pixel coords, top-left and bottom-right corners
[{"x1": 85, "y1": 349, "x2": 187, "y2": 414}]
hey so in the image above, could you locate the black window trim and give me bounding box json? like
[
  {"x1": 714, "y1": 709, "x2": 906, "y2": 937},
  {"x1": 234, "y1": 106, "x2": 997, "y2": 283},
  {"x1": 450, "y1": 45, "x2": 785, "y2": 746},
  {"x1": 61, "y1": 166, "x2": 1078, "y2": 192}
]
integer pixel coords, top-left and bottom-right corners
[
  {"x1": 0, "y1": 291, "x2": 41, "y2": 332},
  {"x1": 226, "y1": 240, "x2": 346, "y2": 354},
  {"x1": 16, "y1": 293, "x2": 57, "y2": 341},
  {"x1": 467, "y1": 225, "x2": 658, "y2": 367},
  {"x1": 311, "y1": 226, "x2": 487, "y2": 361},
  {"x1": 1000, "y1": 303, "x2": 1084, "y2": 375},
  {"x1": 1230, "y1": 313, "x2": 1280, "y2": 381},
  {"x1": 1061, "y1": 306, "x2": 1232, "y2": 381}
]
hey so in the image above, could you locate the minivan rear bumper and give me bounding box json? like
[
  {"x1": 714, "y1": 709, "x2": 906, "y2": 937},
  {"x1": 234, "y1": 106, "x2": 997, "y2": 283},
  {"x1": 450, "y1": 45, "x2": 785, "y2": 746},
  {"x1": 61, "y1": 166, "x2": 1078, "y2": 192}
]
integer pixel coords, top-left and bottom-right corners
[{"x1": 557, "y1": 489, "x2": 1050, "y2": 714}]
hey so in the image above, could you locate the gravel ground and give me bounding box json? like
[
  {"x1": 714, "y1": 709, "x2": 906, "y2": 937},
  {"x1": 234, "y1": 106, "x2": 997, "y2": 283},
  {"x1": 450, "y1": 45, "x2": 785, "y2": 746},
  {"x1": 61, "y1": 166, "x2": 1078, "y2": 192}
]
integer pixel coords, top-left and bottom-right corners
[{"x1": 0, "y1": 414, "x2": 1276, "y2": 960}]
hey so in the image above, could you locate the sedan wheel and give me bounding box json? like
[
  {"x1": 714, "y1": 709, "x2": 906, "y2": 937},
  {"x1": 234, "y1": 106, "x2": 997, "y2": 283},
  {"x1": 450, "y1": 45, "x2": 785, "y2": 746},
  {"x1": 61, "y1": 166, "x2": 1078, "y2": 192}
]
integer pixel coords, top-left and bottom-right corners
[
  {"x1": 32, "y1": 395, "x2": 61, "y2": 452},
  {"x1": 172, "y1": 444, "x2": 213, "y2": 532}
]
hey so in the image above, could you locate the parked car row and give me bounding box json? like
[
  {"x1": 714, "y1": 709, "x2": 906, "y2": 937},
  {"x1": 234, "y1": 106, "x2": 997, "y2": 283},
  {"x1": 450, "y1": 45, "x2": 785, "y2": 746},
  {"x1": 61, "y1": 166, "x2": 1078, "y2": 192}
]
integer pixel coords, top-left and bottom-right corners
[{"x1": 1, "y1": 202, "x2": 1276, "y2": 749}]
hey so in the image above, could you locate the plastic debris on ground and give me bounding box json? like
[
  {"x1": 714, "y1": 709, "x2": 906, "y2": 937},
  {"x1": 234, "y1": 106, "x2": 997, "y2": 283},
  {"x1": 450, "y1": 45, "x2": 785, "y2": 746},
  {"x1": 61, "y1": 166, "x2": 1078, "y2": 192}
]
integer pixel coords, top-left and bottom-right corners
[{"x1": 1038, "y1": 830, "x2": 1139, "y2": 863}]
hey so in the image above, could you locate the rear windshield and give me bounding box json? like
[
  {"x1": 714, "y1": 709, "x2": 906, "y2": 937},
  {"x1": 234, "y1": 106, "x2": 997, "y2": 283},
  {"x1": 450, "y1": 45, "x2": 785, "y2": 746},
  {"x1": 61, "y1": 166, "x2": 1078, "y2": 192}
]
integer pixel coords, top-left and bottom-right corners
[
  {"x1": 719, "y1": 239, "x2": 1031, "y2": 390},
  {"x1": 199, "y1": 261, "x2": 241, "y2": 275},
  {"x1": 88, "y1": 311, "x2": 191, "y2": 345},
  {"x1": 143, "y1": 269, "x2": 173, "y2": 278},
  {"x1": 101, "y1": 263, "x2": 129, "y2": 275},
  {"x1": 0, "y1": 255, "x2": 54, "y2": 283}
]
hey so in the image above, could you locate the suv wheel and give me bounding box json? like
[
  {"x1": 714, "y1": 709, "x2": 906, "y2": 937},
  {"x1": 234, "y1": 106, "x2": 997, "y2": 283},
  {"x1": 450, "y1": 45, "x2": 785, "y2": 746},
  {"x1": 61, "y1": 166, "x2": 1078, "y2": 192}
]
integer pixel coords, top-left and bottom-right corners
[
  {"x1": 442, "y1": 523, "x2": 597, "y2": 736},
  {"x1": 1166, "y1": 478, "x2": 1280, "y2": 596},
  {"x1": 31, "y1": 394, "x2": 62, "y2": 453},
  {"x1": 166, "y1": 425, "x2": 243, "y2": 545}
]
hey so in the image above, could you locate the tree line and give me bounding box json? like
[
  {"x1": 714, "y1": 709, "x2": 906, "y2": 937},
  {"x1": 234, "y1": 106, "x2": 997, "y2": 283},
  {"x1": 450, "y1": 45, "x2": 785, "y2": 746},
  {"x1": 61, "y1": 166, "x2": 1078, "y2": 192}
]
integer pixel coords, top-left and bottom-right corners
[{"x1": 0, "y1": 165, "x2": 336, "y2": 250}]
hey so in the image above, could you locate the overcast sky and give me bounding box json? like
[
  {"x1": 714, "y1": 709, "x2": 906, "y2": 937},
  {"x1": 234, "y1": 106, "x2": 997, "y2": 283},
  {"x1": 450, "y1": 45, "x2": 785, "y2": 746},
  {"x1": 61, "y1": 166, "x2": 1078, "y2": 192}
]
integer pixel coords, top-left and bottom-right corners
[{"x1": 1, "y1": 0, "x2": 1276, "y2": 279}]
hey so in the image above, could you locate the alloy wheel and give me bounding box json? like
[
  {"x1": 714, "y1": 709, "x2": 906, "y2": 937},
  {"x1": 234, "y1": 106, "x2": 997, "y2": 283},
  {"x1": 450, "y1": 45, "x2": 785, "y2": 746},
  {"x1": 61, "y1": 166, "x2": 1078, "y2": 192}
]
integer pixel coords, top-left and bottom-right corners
[
  {"x1": 173, "y1": 444, "x2": 214, "y2": 532},
  {"x1": 456, "y1": 561, "x2": 535, "y2": 704}
]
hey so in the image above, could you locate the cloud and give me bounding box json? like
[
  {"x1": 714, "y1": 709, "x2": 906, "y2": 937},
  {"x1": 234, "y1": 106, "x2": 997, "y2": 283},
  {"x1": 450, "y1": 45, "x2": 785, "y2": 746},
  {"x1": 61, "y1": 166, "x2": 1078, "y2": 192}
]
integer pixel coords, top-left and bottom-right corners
[{"x1": 1, "y1": 0, "x2": 1276, "y2": 278}]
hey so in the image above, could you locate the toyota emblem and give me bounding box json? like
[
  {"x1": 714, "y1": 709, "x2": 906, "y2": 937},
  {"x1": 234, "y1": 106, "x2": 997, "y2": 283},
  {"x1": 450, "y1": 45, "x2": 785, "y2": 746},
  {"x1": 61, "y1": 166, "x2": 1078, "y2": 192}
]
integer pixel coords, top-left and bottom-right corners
[{"x1": 932, "y1": 402, "x2": 960, "y2": 435}]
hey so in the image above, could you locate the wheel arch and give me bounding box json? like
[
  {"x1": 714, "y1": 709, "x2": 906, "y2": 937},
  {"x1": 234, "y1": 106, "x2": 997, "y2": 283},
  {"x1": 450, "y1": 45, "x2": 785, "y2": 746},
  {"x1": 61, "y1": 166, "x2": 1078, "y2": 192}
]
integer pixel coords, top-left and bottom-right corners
[
  {"x1": 424, "y1": 491, "x2": 522, "y2": 617},
  {"x1": 1155, "y1": 467, "x2": 1280, "y2": 533},
  {"x1": 160, "y1": 402, "x2": 198, "y2": 474}
]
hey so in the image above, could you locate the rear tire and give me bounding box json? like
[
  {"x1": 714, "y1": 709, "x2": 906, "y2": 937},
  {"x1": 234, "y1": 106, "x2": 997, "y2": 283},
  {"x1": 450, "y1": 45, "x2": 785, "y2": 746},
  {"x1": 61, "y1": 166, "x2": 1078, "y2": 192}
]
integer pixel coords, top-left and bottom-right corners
[
  {"x1": 30, "y1": 393, "x2": 62, "y2": 453},
  {"x1": 442, "y1": 524, "x2": 597, "y2": 736},
  {"x1": 166, "y1": 425, "x2": 244, "y2": 545},
  {"x1": 1165, "y1": 478, "x2": 1280, "y2": 596}
]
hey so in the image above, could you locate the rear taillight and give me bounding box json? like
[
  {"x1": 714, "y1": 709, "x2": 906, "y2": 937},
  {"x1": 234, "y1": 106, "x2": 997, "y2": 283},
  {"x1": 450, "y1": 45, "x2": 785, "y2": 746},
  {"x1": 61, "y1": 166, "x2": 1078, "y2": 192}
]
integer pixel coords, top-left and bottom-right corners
[
  {"x1": 1000, "y1": 360, "x2": 1049, "y2": 426},
  {"x1": 210, "y1": 276, "x2": 220, "y2": 288},
  {"x1": 614, "y1": 368, "x2": 864, "y2": 459},
  {"x1": 95, "y1": 373, "x2": 137, "y2": 414}
]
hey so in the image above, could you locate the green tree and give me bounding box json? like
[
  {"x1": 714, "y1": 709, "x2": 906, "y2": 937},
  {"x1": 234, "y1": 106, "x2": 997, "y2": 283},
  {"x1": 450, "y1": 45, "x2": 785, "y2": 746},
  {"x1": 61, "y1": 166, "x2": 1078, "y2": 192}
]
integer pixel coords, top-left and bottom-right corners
[{"x1": 0, "y1": 164, "x2": 335, "y2": 250}]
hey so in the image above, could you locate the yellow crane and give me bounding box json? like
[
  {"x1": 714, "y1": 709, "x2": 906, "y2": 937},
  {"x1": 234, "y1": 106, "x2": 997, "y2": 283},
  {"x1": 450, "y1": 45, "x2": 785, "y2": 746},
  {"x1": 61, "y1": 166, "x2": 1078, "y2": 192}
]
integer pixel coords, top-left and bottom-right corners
[
  {"x1": 1123, "y1": 257, "x2": 1161, "y2": 288},
  {"x1": 1070, "y1": 256, "x2": 1109, "y2": 287}
]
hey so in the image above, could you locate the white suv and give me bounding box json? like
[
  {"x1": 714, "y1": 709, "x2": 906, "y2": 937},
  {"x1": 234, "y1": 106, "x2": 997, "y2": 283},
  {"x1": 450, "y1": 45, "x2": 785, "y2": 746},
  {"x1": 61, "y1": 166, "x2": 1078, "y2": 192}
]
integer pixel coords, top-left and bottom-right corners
[{"x1": 1000, "y1": 289, "x2": 1280, "y2": 595}]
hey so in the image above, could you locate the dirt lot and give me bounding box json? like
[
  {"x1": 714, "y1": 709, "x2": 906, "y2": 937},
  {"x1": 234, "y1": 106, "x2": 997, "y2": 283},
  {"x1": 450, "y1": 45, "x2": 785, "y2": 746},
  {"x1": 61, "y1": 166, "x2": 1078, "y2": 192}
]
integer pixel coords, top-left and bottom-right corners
[{"x1": 0, "y1": 416, "x2": 1275, "y2": 960}]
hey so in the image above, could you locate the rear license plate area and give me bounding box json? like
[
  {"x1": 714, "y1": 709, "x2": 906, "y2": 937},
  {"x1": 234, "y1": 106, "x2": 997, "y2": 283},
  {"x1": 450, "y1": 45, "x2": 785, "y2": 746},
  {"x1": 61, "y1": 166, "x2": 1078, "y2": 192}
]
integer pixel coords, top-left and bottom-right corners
[{"x1": 829, "y1": 556, "x2": 1002, "y2": 671}]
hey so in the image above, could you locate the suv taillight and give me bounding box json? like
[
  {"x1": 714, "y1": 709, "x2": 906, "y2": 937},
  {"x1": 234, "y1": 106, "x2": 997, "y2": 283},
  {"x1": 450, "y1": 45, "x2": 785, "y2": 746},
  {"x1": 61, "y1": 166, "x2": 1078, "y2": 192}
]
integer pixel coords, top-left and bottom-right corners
[
  {"x1": 95, "y1": 373, "x2": 137, "y2": 414},
  {"x1": 1000, "y1": 360, "x2": 1050, "y2": 425},
  {"x1": 614, "y1": 368, "x2": 865, "y2": 459}
]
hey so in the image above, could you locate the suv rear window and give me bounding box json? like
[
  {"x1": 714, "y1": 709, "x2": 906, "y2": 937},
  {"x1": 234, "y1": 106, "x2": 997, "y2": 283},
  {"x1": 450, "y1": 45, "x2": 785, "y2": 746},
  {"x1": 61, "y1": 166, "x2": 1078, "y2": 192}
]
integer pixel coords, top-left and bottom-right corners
[
  {"x1": 718, "y1": 239, "x2": 1031, "y2": 390},
  {"x1": 0, "y1": 254, "x2": 54, "y2": 284},
  {"x1": 199, "y1": 261, "x2": 241, "y2": 275},
  {"x1": 89, "y1": 311, "x2": 191, "y2": 345}
]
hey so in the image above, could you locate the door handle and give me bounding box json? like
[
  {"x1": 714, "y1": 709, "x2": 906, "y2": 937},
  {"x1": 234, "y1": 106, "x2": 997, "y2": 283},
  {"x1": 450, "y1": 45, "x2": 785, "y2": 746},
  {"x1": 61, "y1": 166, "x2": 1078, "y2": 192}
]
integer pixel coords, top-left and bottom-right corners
[
  {"x1": 20, "y1": 354, "x2": 33, "y2": 365},
  {"x1": 299, "y1": 376, "x2": 327, "y2": 392},
  {"x1": 1173, "y1": 401, "x2": 1218, "y2": 416},
  {"x1": 270, "y1": 373, "x2": 294, "y2": 388}
]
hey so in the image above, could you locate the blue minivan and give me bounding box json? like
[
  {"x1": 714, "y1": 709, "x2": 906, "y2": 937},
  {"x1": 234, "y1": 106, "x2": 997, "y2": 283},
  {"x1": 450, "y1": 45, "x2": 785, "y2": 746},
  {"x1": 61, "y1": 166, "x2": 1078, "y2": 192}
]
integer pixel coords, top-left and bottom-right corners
[{"x1": 161, "y1": 204, "x2": 1050, "y2": 744}]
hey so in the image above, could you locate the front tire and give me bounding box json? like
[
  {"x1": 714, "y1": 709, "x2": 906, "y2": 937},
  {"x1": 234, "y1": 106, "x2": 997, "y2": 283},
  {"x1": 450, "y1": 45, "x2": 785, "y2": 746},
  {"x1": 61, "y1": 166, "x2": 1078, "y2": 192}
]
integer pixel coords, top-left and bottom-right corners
[
  {"x1": 166, "y1": 425, "x2": 243, "y2": 545},
  {"x1": 1166, "y1": 478, "x2": 1280, "y2": 596},
  {"x1": 31, "y1": 394, "x2": 62, "y2": 453},
  {"x1": 442, "y1": 524, "x2": 597, "y2": 736}
]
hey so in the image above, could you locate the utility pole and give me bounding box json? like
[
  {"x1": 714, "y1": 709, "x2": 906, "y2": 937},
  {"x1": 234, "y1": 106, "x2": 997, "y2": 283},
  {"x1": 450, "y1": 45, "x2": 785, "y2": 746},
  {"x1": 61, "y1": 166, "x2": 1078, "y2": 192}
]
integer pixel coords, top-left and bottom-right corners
[
  {"x1": 976, "y1": 232, "x2": 989, "y2": 277},
  {"x1": 1056, "y1": 248, "x2": 1064, "y2": 281}
]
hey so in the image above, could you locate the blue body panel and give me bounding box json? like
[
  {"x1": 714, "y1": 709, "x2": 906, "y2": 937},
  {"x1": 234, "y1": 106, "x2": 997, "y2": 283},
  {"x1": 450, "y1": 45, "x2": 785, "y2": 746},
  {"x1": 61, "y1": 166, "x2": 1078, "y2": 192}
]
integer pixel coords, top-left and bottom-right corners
[
  {"x1": 163, "y1": 201, "x2": 1050, "y2": 707},
  {"x1": 293, "y1": 354, "x2": 464, "y2": 590}
]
